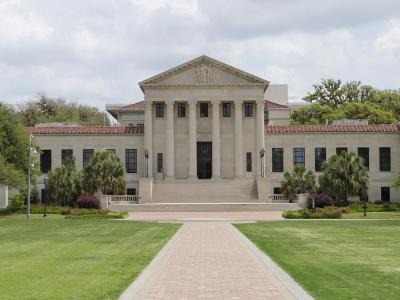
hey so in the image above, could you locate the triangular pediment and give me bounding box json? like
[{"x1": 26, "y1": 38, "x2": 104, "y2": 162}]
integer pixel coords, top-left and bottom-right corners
[{"x1": 139, "y1": 55, "x2": 269, "y2": 90}]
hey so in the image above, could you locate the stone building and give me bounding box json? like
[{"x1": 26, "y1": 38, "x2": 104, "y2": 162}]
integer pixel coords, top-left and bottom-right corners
[{"x1": 29, "y1": 55, "x2": 400, "y2": 210}]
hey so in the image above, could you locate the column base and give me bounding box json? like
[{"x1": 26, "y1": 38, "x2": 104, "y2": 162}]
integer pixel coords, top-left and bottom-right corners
[
  {"x1": 211, "y1": 176, "x2": 222, "y2": 181},
  {"x1": 164, "y1": 176, "x2": 175, "y2": 182},
  {"x1": 187, "y1": 176, "x2": 198, "y2": 181}
]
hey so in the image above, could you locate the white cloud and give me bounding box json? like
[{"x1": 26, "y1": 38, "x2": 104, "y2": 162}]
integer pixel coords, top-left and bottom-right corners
[{"x1": 375, "y1": 19, "x2": 400, "y2": 60}]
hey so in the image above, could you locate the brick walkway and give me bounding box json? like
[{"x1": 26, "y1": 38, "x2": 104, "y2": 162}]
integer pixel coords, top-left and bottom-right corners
[{"x1": 123, "y1": 222, "x2": 299, "y2": 300}]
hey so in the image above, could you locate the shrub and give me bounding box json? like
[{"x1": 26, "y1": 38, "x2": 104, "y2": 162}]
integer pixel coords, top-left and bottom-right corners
[
  {"x1": 8, "y1": 193, "x2": 25, "y2": 212},
  {"x1": 76, "y1": 195, "x2": 100, "y2": 209},
  {"x1": 0, "y1": 207, "x2": 12, "y2": 216},
  {"x1": 282, "y1": 207, "x2": 342, "y2": 219},
  {"x1": 307, "y1": 193, "x2": 334, "y2": 209}
]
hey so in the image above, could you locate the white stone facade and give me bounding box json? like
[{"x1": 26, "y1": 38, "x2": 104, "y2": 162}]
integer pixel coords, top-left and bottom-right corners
[{"x1": 31, "y1": 55, "x2": 400, "y2": 204}]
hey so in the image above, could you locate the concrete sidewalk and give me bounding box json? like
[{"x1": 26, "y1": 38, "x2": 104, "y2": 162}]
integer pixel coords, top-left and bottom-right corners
[{"x1": 120, "y1": 221, "x2": 312, "y2": 300}]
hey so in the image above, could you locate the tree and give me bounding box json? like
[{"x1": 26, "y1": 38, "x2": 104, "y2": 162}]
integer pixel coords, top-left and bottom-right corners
[
  {"x1": 17, "y1": 94, "x2": 110, "y2": 127},
  {"x1": 303, "y1": 79, "x2": 374, "y2": 107},
  {"x1": 393, "y1": 173, "x2": 400, "y2": 190},
  {"x1": 280, "y1": 165, "x2": 317, "y2": 203},
  {"x1": 82, "y1": 150, "x2": 126, "y2": 195},
  {"x1": 319, "y1": 152, "x2": 368, "y2": 206},
  {"x1": 291, "y1": 102, "x2": 397, "y2": 125},
  {"x1": 47, "y1": 158, "x2": 82, "y2": 206},
  {"x1": 371, "y1": 89, "x2": 400, "y2": 118},
  {"x1": 0, "y1": 156, "x2": 26, "y2": 189}
]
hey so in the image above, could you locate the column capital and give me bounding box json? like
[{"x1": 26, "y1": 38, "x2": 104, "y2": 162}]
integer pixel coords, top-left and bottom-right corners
[
  {"x1": 188, "y1": 100, "x2": 197, "y2": 106},
  {"x1": 144, "y1": 101, "x2": 153, "y2": 110},
  {"x1": 165, "y1": 100, "x2": 175, "y2": 107},
  {"x1": 234, "y1": 99, "x2": 243, "y2": 105},
  {"x1": 256, "y1": 99, "x2": 265, "y2": 106},
  {"x1": 212, "y1": 99, "x2": 221, "y2": 105}
]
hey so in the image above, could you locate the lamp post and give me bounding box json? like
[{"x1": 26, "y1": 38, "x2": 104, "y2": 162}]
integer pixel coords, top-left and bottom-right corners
[
  {"x1": 144, "y1": 148, "x2": 149, "y2": 178},
  {"x1": 362, "y1": 175, "x2": 369, "y2": 217},
  {"x1": 27, "y1": 135, "x2": 37, "y2": 220},
  {"x1": 259, "y1": 148, "x2": 265, "y2": 178},
  {"x1": 43, "y1": 173, "x2": 49, "y2": 218}
]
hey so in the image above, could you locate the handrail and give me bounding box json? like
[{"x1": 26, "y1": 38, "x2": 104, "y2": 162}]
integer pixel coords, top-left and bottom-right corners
[{"x1": 106, "y1": 195, "x2": 139, "y2": 205}]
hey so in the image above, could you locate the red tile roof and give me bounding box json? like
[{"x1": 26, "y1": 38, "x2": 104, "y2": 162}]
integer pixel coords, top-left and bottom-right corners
[
  {"x1": 27, "y1": 125, "x2": 144, "y2": 135},
  {"x1": 265, "y1": 124, "x2": 400, "y2": 134},
  {"x1": 117, "y1": 100, "x2": 288, "y2": 111},
  {"x1": 265, "y1": 100, "x2": 289, "y2": 109}
]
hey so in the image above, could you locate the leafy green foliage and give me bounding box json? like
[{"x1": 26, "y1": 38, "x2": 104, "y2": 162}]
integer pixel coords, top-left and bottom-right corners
[
  {"x1": 0, "y1": 103, "x2": 33, "y2": 188},
  {"x1": 8, "y1": 193, "x2": 25, "y2": 212},
  {"x1": 280, "y1": 165, "x2": 316, "y2": 202},
  {"x1": 17, "y1": 94, "x2": 110, "y2": 127},
  {"x1": 291, "y1": 102, "x2": 397, "y2": 125},
  {"x1": 282, "y1": 207, "x2": 343, "y2": 219},
  {"x1": 319, "y1": 152, "x2": 368, "y2": 206},
  {"x1": 392, "y1": 173, "x2": 400, "y2": 190},
  {"x1": 47, "y1": 158, "x2": 82, "y2": 206},
  {"x1": 82, "y1": 150, "x2": 126, "y2": 195}
]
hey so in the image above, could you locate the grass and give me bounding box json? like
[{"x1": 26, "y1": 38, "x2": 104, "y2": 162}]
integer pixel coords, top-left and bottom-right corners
[
  {"x1": 0, "y1": 217, "x2": 180, "y2": 300},
  {"x1": 343, "y1": 212, "x2": 400, "y2": 219},
  {"x1": 236, "y1": 220, "x2": 400, "y2": 300}
]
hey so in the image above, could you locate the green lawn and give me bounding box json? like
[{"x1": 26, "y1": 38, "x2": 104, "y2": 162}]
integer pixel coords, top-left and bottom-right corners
[
  {"x1": 0, "y1": 216, "x2": 180, "y2": 300},
  {"x1": 343, "y1": 212, "x2": 400, "y2": 219},
  {"x1": 236, "y1": 220, "x2": 400, "y2": 300}
]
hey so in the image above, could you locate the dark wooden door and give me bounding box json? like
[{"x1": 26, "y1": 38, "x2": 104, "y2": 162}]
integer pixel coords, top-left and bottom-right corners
[{"x1": 197, "y1": 142, "x2": 212, "y2": 179}]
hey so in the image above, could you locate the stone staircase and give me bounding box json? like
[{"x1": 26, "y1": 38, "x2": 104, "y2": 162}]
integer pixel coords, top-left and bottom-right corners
[{"x1": 151, "y1": 179, "x2": 258, "y2": 203}]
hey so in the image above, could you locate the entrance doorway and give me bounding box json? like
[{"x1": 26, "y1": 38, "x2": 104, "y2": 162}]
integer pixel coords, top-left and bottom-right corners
[{"x1": 197, "y1": 142, "x2": 212, "y2": 179}]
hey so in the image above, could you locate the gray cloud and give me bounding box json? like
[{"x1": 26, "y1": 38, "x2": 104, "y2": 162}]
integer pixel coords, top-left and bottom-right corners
[{"x1": 0, "y1": 0, "x2": 399, "y2": 109}]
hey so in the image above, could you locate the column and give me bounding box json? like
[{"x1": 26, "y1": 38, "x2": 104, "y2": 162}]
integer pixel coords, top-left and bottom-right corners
[
  {"x1": 256, "y1": 100, "x2": 266, "y2": 177},
  {"x1": 188, "y1": 100, "x2": 197, "y2": 179},
  {"x1": 212, "y1": 100, "x2": 221, "y2": 179},
  {"x1": 144, "y1": 101, "x2": 153, "y2": 177},
  {"x1": 165, "y1": 101, "x2": 175, "y2": 180},
  {"x1": 234, "y1": 100, "x2": 244, "y2": 178}
]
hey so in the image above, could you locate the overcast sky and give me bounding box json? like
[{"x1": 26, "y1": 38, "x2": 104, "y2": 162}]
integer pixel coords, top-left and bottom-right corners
[{"x1": 1, "y1": 0, "x2": 400, "y2": 109}]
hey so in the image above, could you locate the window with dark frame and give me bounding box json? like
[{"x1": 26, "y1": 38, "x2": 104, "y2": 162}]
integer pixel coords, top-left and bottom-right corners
[
  {"x1": 155, "y1": 103, "x2": 165, "y2": 118},
  {"x1": 40, "y1": 150, "x2": 51, "y2": 173},
  {"x1": 223, "y1": 103, "x2": 231, "y2": 117},
  {"x1": 381, "y1": 187, "x2": 390, "y2": 202},
  {"x1": 177, "y1": 103, "x2": 186, "y2": 118},
  {"x1": 61, "y1": 149, "x2": 73, "y2": 165},
  {"x1": 246, "y1": 152, "x2": 252, "y2": 172},
  {"x1": 200, "y1": 103, "x2": 208, "y2": 117},
  {"x1": 336, "y1": 147, "x2": 347, "y2": 155},
  {"x1": 379, "y1": 147, "x2": 391, "y2": 171},
  {"x1": 273, "y1": 187, "x2": 282, "y2": 194},
  {"x1": 157, "y1": 153, "x2": 163, "y2": 173},
  {"x1": 314, "y1": 147, "x2": 326, "y2": 172},
  {"x1": 83, "y1": 149, "x2": 94, "y2": 167},
  {"x1": 293, "y1": 148, "x2": 305, "y2": 167},
  {"x1": 125, "y1": 149, "x2": 137, "y2": 173},
  {"x1": 357, "y1": 147, "x2": 369, "y2": 170},
  {"x1": 244, "y1": 102, "x2": 253, "y2": 117},
  {"x1": 272, "y1": 148, "x2": 284, "y2": 172},
  {"x1": 127, "y1": 188, "x2": 136, "y2": 195}
]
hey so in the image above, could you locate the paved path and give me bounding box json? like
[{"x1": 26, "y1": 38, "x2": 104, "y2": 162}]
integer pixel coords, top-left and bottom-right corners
[
  {"x1": 121, "y1": 221, "x2": 311, "y2": 300},
  {"x1": 128, "y1": 211, "x2": 284, "y2": 221}
]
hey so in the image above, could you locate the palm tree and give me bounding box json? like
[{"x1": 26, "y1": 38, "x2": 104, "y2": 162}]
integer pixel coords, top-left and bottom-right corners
[
  {"x1": 319, "y1": 152, "x2": 368, "y2": 206},
  {"x1": 281, "y1": 165, "x2": 317, "y2": 203},
  {"x1": 83, "y1": 150, "x2": 126, "y2": 195},
  {"x1": 47, "y1": 158, "x2": 82, "y2": 206}
]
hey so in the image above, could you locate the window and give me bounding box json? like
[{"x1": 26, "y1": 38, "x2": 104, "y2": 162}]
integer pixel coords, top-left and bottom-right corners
[
  {"x1": 244, "y1": 102, "x2": 253, "y2": 117},
  {"x1": 293, "y1": 148, "x2": 305, "y2": 167},
  {"x1": 61, "y1": 149, "x2": 73, "y2": 165},
  {"x1": 155, "y1": 103, "x2": 164, "y2": 118},
  {"x1": 177, "y1": 103, "x2": 186, "y2": 118},
  {"x1": 127, "y1": 188, "x2": 136, "y2": 195},
  {"x1": 336, "y1": 147, "x2": 347, "y2": 155},
  {"x1": 200, "y1": 103, "x2": 208, "y2": 117},
  {"x1": 379, "y1": 147, "x2": 391, "y2": 171},
  {"x1": 83, "y1": 149, "x2": 94, "y2": 167},
  {"x1": 223, "y1": 103, "x2": 231, "y2": 117},
  {"x1": 314, "y1": 147, "x2": 326, "y2": 172},
  {"x1": 246, "y1": 152, "x2": 252, "y2": 172},
  {"x1": 357, "y1": 147, "x2": 369, "y2": 170},
  {"x1": 107, "y1": 149, "x2": 116, "y2": 153},
  {"x1": 381, "y1": 187, "x2": 390, "y2": 203},
  {"x1": 272, "y1": 148, "x2": 284, "y2": 172},
  {"x1": 40, "y1": 150, "x2": 51, "y2": 173},
  {"x1": 273, "y1": 187, "x2": 282, "y2": 194},
  {"x1": 125, "y1": 149, "x2": 137, "y2": 173},
  {"x1": 157, "y1": 153, "x2": 163, "y2": 173}
]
